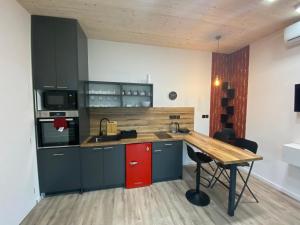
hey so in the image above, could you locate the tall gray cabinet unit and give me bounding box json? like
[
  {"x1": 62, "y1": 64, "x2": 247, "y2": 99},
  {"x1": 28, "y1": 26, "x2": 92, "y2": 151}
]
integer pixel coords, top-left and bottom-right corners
[
  {"x1": 32, "y1": 16, "x2": 78, "y2": 90},
  {"x1": 32, "y1": 15, "x2": 89, "y2": 142},
  {"x1": 33, "y1": 16, "x2": 90, "y2": 195}
]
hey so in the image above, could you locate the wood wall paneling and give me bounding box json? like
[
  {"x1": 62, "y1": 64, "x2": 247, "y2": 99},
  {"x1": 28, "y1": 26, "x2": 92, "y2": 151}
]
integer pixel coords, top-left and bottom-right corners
[
  {"x1": 210, "y1": 46, "x2": 249, "y2": 138},
  {"x1": 17, "y1": 0, "x2": 298, "y2": 53},
  {"x1": 89, "y1": 107, "x2": 194, "y2": 135}
]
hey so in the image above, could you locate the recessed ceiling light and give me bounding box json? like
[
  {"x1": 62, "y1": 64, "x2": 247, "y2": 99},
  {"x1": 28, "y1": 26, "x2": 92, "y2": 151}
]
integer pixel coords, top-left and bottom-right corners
[{"x1": 263, "y1": 0, "x2": 276, "y2": 5}]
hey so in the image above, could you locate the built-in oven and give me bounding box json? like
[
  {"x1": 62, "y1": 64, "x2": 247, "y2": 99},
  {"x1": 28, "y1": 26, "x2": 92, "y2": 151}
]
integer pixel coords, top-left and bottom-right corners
[
  {"x1": 42, "y1": 90, "x2": 77, "y2": 110},
  {"x1": 36, "y1": 111, "x2": 79, "y2": 148}
]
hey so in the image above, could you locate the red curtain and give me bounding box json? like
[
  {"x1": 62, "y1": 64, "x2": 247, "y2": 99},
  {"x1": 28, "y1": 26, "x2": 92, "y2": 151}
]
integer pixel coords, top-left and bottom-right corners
[{"x1": 209, "y1": 46, "x2": 249, "y2": 138}]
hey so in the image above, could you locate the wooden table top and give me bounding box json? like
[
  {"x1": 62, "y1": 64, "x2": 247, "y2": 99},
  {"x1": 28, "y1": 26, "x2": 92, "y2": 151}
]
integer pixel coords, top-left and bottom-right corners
[
  {"x1": 184, "y1": 132, "x2": 263, "y2": 165},
  {"x1": 81, "y1": 131, "x2": 263, "y2": 165}
]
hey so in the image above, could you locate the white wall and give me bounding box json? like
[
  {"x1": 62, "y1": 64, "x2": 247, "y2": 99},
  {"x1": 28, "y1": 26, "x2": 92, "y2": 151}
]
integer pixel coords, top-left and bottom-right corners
[
  {"x1": 0, "y1": 1, "x2": 39, "y2": 225},
  {"x1": 88, "y1": 39, "x2": 212, "y2": 134},
  {"x1": 88, "y1": 40, "x2": 212, "y2": 164},
  {"x1": 247, "y1": 30, "x2": 300, "y2": 200}
]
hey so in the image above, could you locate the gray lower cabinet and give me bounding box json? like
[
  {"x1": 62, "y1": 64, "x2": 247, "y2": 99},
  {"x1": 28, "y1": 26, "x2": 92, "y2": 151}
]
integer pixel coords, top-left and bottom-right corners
[
  {"x1": 81, "y1": 147, "x2": 103, "y2": 190},
  {"x1": 81, "y1": 145, "x2": 125, "y2": 191},
  {"x1": 152, "y1": 141, "x2": 183, "y2": 182},
  {"x1": 37, "y1": 147, "x2": 81, "y2": 195},
  {"x1": 103, "y1": 145, "x2": 125, "y2": 188}
]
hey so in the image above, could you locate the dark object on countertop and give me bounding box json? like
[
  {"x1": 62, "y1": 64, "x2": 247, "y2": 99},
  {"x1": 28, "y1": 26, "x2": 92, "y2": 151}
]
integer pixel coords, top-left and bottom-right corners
[
  {"x1": 88, "y1": 134, "x2": 121, "y2": 143},
  {"x1": 178, "y1": 128, "x2": 190, "y2": 134},
  {"x1": 154, "y1": 132, "x2": 172, "y2": 139},
  {"x1": 120, "y1": 130, "x2": 137, "y2": 139}
]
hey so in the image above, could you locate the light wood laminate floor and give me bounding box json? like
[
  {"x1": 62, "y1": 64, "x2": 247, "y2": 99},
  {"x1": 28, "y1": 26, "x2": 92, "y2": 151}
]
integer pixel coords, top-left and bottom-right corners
[{"x1": 21, "y1": 165, "x2": 300, "y2": 225}]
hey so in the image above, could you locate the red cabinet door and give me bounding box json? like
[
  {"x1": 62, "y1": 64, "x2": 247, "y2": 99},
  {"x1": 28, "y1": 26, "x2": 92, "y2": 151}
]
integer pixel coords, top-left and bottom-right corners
[{"x1": 126, "y1": 143, "x2": 152, "y2": 188}]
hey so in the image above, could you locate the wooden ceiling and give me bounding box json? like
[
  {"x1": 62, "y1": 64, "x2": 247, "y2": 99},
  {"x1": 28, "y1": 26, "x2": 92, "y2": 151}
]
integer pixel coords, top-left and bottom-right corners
[{"x1": 18, "y1": 0, "x2": 300, "y2": 53}]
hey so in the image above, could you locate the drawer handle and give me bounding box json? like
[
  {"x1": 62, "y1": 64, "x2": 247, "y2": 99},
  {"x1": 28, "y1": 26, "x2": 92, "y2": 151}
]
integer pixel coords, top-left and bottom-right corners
[
  {"x1": 57, "y1": 86, "x2": 68, "y2": 89},
  {"x1": 154, "y1": 149, "x2": 163, "y2": 152},
  {"x1": 129, "y1": 161, "x2": 138, "y2": 166},
  {"x1": 43, "y1": 85, "x2": 55, "y2": 88},
  {"x1": 53, "y1": 153, "x2": 64, "y2": 157},
  {"x1": 164, "y1": 143, "x2": 173, "y2": 146},
  {"x1": 93, "y1": 148, "x2": 103, "y2": 150},
  {"x1": 104, "y1": 147, "x2": 113, "y2": 150}
]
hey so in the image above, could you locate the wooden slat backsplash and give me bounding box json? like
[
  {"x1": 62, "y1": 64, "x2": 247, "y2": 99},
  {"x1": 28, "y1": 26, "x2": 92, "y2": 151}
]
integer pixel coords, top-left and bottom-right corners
[{"x1": 89, "y1": 107, "x2": 194, "y2": 135}]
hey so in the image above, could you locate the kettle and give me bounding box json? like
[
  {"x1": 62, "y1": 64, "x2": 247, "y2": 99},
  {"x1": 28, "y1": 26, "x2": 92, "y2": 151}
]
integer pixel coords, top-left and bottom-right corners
[{"x1": 170, "y1": 121, "x2": 179, "y2": 133}]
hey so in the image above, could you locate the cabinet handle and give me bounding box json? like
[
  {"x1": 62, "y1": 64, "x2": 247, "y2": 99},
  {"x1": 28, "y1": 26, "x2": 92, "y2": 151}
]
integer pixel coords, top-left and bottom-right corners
[
  {"x1": 57, "y1": 86, "x2": 68, "y2": 89},
  {"x1": 164, "y1": 143, "x2": 173, "y2": 146},
  {"x1": 93, "y1": 148, "x2": 103, "y2": 150},
  {"x1": 53, "y1": 153, "x2": 64, "y2": 157},
  {"x1": 43, "y1": 85, "x2": 55, "y2": 88},
  {"x1": 129, "y1": 161, "x2": 138, "y2": 166},
  {"x1": 154, "y1": 149, "x2": 163, "y2": 152},
  {"x1": 104, "y1": 146, "x2": 113, "y2": 150}
]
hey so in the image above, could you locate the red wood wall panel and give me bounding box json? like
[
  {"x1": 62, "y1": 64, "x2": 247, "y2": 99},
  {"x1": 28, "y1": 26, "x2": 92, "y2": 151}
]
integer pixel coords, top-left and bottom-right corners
[{"x1": 209, "y1": 46, "x2": 249, "y2": 138}]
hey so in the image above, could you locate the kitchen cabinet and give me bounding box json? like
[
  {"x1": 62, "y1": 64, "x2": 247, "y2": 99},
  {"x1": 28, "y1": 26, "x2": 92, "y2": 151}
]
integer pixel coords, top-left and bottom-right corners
[
  {"x1": 81, "y1": 147, "x2": 103, "y2": 190},
  {"x1": 31, "y1": 16, "x2": 56, "y2": 89},
  {"x1": 32, "y1": 16, "x2": 82, "y2": 90},
  {"x1": 86, "y1": 81, "x2": 153, "y2": 108},
  {"x1": 152, "y1": 141, "x2": 183, "y2": 182},
  {"x1": 103, "y1": 145, "x2": 125, "y2": 187},
  {"x1": 37, "y1": 147, "x2": 81, "y2": 195},
  {"x1": 81, "y1": 145, "x2": 125, "y2": 191},
  {"x1": 126, "y1": 143, "x2": 152, "y2": 188}
]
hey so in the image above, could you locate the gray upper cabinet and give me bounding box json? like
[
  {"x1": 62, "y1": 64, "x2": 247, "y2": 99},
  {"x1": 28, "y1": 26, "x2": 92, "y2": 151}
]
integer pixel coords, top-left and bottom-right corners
[
  {"x1": 55, "y1": 18, "x2": 78, "y2": 90},
  {"x1": 31, "y1": 16, "x2": 56, "y2": 89},
  {"x1": 152, "y1": 141, "x2": 183, "y2": 182},
  {"x1": 32, "y1": 16, "x2": 81, "y2": 90}
]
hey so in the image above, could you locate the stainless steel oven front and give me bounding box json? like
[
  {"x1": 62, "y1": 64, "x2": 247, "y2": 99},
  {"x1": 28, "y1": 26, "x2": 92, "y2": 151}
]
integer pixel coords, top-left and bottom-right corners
[{"x1": 36, "y1": 111, "x2": 79, "y2": 148}]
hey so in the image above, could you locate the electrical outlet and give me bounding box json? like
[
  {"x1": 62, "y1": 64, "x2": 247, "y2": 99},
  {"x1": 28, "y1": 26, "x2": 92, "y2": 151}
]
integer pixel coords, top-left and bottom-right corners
[
  {"x1": 169, "y1": 115, "x2": 177, "y2": 119},
  {"x1": 169, "y1": 115, "x2": 180, "y2": 119}
]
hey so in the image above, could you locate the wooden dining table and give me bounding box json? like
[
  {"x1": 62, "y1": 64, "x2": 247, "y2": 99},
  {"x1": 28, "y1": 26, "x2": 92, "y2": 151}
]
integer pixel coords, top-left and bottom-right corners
[{"x1": 183, "y1": 132, "x2": 263, "y2": 217}]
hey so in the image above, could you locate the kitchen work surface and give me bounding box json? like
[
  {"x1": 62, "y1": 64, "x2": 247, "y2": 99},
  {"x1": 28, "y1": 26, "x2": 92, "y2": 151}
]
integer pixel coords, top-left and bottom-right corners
[
  {"x1": 81, "y1": 132, "x2": 184, "y2": 147},
  {"x1": 82, "y1": 131, "x2": 262, "y2": 165},
  {"x1": 21, "y1": 165, "x2": 299, "y2": 225}
]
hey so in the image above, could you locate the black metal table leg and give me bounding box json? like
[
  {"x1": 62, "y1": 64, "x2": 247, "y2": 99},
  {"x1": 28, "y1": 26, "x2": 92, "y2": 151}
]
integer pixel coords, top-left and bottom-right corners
[{"x1": 228, "y1": 164, "x2": 237, "y2": 216}]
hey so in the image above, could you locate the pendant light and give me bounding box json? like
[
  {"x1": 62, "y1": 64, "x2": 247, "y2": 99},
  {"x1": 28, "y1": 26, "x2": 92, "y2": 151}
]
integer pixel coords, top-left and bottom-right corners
[{"x1": 214, "y1": 35, "x2": 222, "y2": 87}]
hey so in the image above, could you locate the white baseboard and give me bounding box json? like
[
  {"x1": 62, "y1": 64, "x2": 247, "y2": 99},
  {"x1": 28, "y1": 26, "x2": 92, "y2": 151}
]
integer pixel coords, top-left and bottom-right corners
[
  {"x1": 241, "y1": 168, "x2": 300, "y2": 202},
  {"x1": 185, "y1": 164, "x2": 300, "y2": 202}
]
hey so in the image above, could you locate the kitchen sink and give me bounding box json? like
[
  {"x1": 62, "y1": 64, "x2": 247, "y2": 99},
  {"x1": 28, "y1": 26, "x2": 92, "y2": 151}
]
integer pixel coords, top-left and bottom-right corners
[
  {"x1": 88, "y1": 134, "x2": 121, "y2": 143},
  {"x1": 154, "y1": 132, "x2": 172, "y2": 139}
]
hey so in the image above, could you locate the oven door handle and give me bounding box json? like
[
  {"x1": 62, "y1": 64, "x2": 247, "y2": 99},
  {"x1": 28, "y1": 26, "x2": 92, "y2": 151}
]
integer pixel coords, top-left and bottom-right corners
[{"x1": 38, "y1": 118, "x2": 74, "y2": 122}]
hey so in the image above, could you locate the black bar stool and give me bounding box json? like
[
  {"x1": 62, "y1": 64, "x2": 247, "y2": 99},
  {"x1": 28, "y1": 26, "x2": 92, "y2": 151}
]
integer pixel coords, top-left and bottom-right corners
[{"x1": 186, "y1": 145, "x2": 211, "y2": 206}]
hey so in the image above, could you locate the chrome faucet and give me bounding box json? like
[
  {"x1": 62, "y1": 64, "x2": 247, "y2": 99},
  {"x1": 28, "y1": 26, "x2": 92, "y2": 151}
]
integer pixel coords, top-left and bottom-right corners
[{"x1": 99, "y1": 118, "x2": 110, "y2": 136}]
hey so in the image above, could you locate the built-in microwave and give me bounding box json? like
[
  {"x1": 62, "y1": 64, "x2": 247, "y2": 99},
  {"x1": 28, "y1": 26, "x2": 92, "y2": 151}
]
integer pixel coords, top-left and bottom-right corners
[{"x1": 43, "y1": 90, "x2": 77, "y2": 110}]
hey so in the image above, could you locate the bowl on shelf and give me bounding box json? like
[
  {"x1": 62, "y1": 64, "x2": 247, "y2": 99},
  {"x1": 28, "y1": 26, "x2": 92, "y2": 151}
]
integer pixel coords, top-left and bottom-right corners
[{"x1": 141, "y1": 101, "x2": 151, "y2": 107}]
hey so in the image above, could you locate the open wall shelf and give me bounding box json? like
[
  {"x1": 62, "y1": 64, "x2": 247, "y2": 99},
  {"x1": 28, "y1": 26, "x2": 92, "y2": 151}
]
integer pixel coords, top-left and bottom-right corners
[
  {"x1": 220, "y1": 82, "x2": 235, "y2": 130},
  {"x1": 85, "y1": 81, "x2": 153, "y2": 108}
]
